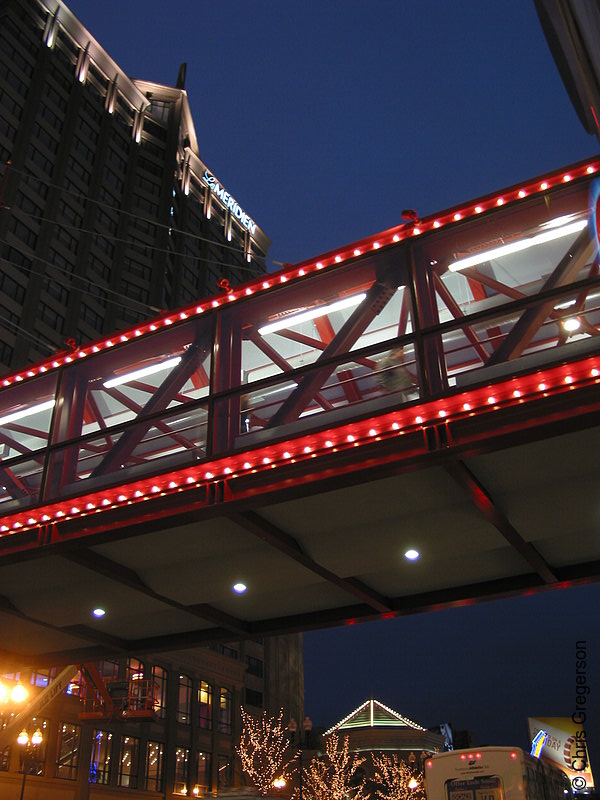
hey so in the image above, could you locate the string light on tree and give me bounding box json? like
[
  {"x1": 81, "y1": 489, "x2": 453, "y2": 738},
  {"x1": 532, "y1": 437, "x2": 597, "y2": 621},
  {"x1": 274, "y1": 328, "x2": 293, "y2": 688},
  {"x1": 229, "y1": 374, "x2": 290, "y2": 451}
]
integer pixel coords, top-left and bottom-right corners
[
  {"x1": 372, "y1": 752, "x2": 426, "y2": 800},
  {"x1": 236, "y1": 707, "x2": 298, "y2": 796},
  {"x1": 302, "y1": 732, "x2": 369, "y2": 800}
]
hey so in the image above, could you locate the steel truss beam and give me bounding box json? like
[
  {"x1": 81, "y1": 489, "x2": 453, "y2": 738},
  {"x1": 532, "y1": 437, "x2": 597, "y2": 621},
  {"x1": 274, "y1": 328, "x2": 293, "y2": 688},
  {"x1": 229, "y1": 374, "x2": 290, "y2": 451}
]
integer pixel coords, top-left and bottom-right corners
[
  {"x1": 444, "y1": 460, "x2": 558, "y2": 584},
  {"x1": 267, "y1": 277, "x2": 397, "y2": 427},
  {"x1": 229, "y1": 510, "x2": 393, "y2": 613},
  {"x1": 91, "y1": 334, "x2": 211, "y2": 476},
  {"x1": 488, "y1": 228, "x2": 595, "y2": 364},
  {"x1": 17, "y1": 560, "x2": 600, "y2": 669},
  {"x1": 62, "y1": 548, "x2": 250, "y2": 636}
]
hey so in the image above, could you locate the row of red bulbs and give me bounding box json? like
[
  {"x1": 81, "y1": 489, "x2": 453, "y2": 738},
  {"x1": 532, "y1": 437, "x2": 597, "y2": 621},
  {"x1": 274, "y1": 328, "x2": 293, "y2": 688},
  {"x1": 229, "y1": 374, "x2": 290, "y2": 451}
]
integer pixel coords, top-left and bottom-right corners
[
  {"x1": 0, "y1": 161, "x2": 597, "y2": 390},
  {"x1": 1, "y1": 357, "x2": 597, "y2": 538}
]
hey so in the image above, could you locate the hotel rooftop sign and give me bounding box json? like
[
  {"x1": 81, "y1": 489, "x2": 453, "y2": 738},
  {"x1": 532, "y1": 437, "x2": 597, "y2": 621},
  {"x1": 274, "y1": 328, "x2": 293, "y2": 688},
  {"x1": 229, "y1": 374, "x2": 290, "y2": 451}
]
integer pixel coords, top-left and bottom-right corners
[{"x1": 202, "y1": 169, "x2": 257, "y2": 236}]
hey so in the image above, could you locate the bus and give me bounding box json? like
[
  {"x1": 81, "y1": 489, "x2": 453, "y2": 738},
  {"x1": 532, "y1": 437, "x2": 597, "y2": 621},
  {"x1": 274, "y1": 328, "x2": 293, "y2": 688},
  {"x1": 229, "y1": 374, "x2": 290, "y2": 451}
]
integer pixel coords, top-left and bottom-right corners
[{"x1": 425, "y1": 747, "x2": 572, "y2": 800}]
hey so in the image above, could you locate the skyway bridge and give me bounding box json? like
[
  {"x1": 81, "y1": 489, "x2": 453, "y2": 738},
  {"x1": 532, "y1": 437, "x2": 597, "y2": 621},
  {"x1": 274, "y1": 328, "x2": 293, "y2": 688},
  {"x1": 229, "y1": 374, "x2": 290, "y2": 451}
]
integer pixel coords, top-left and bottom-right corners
[{"x1": 0, "y1": 155, "x2": 600, "y2": 666}]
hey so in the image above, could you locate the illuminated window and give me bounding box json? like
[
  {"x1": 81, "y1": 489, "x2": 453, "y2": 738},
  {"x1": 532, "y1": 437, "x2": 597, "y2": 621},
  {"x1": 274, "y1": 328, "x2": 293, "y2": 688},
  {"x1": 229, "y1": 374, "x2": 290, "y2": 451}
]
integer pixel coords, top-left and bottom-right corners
[
  {"x1": 197, "y1": 681, "x2": 212, "y2": 730},
  {"x1": 126, "y1": 658, "x2": 144, "y2": 682},
  {"x1": 144, "y1": 740, "x2": 164, "y2": 791},
  {"x1": 177, "y1": 674, "x2": 192, "y2": 724},
  {"x1": 89, "y1": 729, "x2": 112, "y2": 785},
  {"x1": 56, "y1": 722, "x2": 80, "y2": 780},
  {"x1": 117, "y1": 736, "x2": 139, "y2": 788}
]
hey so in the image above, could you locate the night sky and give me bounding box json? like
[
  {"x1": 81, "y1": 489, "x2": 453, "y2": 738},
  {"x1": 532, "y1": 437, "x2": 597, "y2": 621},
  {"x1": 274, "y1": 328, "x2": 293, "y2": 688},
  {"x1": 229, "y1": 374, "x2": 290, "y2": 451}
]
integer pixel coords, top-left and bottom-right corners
[{"x1": 65, "y1": 0, "x2": 600, "y2": 775}]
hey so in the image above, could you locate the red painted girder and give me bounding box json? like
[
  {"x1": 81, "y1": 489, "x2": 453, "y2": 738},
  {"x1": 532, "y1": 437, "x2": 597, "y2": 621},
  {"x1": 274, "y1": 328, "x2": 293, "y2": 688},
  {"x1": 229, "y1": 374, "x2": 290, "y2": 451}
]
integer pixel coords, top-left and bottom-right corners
[
  {"x1": 267, "y1": 279, "x2": 397, "y2": 426},
  {"x1": 488, "y1": 228, "x2": 595, "y2": 364}
]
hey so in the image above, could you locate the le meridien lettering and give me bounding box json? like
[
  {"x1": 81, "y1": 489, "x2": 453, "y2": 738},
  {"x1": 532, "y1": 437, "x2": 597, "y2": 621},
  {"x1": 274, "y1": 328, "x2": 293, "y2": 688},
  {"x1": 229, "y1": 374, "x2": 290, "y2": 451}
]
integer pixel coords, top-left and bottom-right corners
[{"x1": 202, "y1": 171, "x2": 256, "y2": 235}]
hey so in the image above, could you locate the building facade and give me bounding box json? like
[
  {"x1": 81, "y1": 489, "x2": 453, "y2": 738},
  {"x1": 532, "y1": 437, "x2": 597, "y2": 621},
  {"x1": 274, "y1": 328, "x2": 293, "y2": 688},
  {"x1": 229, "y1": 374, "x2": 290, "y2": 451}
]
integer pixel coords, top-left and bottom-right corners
[
  {"x1": 0, "y1": 636, "x2": 303, "y2": 799},
  {"x1": 0, "y1": 0, "x2": 270, "y2": 373}
]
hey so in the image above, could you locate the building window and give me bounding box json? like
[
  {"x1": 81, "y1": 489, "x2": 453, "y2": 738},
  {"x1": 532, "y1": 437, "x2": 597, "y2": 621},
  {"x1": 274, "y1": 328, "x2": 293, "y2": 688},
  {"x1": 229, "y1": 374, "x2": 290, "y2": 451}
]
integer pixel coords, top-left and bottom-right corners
[
  {"x1": 245, "y1": 655, "x2": 263, "y2": 677},
  {"x1": 196, "y1": 751, "x2": 211, "y2": 792},
  {"x1": 197, "y1": 681, "x2": 212, "y2": 730},
  {"x1": 8, "y1": 217, "x2": 37, "y2": 250},
  {"x1": 244, "y1": 688, "x2": 263, "y2": 708},
  {"x1": 151, "y1": 665, "x2": 167, "y2": 719},
  {"x1": 98, "y1": 659, "x2": 119, "y2": 681},
  {"x1": 0, "y1": 341, "x2": 13, "y2": 366},
  {"x1": 144, "y1": 741, "x2": 164, "y2": 791},
  {"x1": 0, "y1": 745, "x2": 9, "y2": 771},
  {"x1": 175, "y1": 747, "x2": 189, "y2": 793},
  {"x1": 39, "y1": 302, "x2": 65, "y2": 333},
  {"x1": 54, "y1": 225, "x2": 78, "y2": 253},
  {"x1": 80, "y1": 303, "x2": 103, "y2": 330},
  {"x1": 56, "y1": 722, "x2": 80, "y2": 780},
  {"x1": 30, "y1": 667, "x2": 56, "y2": 688},
  {"x1": 89, "y1": 729, "x2": 112, "y2": 785},
  {"x1": 218, "y1": 688, "x2": 232, "y2": 734},
  {"x1": 177, "y1": 674, "x2": 192, "y2": 724},
  {"x1": 0, "y1": 271, "x2": 26, "y2": 304},
  {"x1": 117, "y1": 736, "x2": 139, "y2": 788}
]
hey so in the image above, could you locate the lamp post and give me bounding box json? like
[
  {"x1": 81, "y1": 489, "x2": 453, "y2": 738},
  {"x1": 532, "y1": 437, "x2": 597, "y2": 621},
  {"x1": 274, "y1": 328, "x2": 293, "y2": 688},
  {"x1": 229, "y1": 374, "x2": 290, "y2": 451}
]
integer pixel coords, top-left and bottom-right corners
[
  {"x1": 17, "y1": 727, "x2": 43, "y2": 800},
  {"x1": 288, "y1": 716, "x2": 313, "y2": 800}
]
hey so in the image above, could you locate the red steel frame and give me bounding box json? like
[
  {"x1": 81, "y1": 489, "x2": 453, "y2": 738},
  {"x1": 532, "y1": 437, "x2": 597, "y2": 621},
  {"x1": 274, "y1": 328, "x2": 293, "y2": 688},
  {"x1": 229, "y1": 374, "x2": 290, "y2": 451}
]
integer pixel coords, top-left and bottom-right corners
[{"x1": 0, "y1": 155, "x2": 598, "y2": 560}]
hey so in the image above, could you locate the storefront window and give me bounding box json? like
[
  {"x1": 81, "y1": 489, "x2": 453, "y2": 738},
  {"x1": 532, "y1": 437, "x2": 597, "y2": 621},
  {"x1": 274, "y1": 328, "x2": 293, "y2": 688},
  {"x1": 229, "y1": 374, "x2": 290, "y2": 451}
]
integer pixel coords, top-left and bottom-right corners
[
  {"x1": 117, "y1": 736, "x2": 139, "y2": 788},
  {"x1": 177, "y1": 674, "x2": 192, "y2": 723},
  {"x1": 56, "y1": 722, "x2": 80, "y2": 780},
  {"x1": 89, "y1": 729, "x2": 112, "y2": 784},
  {"x1": 151, "y1": 665, "x2": 167, "y2": 719},
  {"x1": 218, "y1": 687, "x2": 232, "y2": 734},
  {"x1": 144, "y1": 740, "x2": 164, "y2": 791}
]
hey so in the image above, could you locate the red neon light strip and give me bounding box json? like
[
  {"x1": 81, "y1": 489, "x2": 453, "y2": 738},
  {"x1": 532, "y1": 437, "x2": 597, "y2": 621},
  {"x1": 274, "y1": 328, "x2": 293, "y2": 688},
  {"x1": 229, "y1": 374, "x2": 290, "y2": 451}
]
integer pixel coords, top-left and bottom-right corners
[
  {"x1": 0, "y1": 158, "x2": 598, "y2": 390},
  {"x1": 1, "y1": 354, "x2": 598, "y2": 538}
]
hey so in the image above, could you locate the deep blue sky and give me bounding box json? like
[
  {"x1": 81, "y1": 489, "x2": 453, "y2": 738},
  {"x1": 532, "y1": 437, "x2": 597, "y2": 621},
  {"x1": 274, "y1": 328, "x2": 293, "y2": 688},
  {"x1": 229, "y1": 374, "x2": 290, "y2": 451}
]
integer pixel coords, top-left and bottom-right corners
[{"x1": 66, "y1": 0, "x2": 600, "y2": 774}]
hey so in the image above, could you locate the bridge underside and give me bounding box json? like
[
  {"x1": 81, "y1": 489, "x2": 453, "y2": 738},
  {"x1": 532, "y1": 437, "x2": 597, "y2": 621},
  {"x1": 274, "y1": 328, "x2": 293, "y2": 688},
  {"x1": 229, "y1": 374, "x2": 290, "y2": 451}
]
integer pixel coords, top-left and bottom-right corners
[
  {"x1": 0, "y1": 156, "x2": 600, "y2": 667},
  {"x1": 0, "y1": 375, "x2": 598, "y2": 668}
]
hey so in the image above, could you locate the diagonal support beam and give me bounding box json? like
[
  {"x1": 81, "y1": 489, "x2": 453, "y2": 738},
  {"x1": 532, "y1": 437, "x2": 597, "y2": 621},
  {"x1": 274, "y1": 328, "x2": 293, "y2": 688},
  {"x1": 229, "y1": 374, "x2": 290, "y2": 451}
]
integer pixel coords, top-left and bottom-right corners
[
  {"x1": 444, "y1": 459, "x2": 558, "y2": 584},
  {"x1": 229, "y1": 510, "x2": 393, "y2": 613},
  {"x1": 62, "y1": 548, "x2": 250, "y2": 636},
  {"x1": 487, "y1": 228, "x2": 595, "y2": 364},
  {"x1": 266, "y1": 279, "x2": 396, "y2": 427},
  {"x1": 433, "y1": 272, "x2": 491, "y2": 363},
  {"x1": 91, "y1": 336, "x2": 210, "y2": 477}
]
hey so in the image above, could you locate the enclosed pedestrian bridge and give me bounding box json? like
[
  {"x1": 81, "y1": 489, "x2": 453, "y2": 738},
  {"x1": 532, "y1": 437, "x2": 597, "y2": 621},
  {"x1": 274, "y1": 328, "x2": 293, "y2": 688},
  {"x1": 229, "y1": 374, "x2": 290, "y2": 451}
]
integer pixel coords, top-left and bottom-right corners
[{"x1": 1, "y1": 156, "x2": 600, "y2": 665}]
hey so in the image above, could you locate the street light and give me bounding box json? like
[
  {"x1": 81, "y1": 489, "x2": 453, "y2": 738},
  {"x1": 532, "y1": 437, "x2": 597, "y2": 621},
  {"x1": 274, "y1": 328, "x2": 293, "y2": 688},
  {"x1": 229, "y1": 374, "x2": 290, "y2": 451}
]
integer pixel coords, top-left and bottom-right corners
[
  {"x1": 0, "y1": 679, "x2": 28, "y2": 724},
  {"x1": 17, "y1": 727, "x2": 43, "y2": 800}
]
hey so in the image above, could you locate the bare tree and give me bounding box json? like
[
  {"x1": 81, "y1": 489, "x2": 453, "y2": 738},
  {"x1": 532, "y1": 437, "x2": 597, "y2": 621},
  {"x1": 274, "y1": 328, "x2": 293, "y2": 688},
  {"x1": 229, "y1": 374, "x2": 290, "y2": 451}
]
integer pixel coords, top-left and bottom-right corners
[
  {"x1": 371, "y1": 753, "x2": 425, "y2": 800},
  {"x1": 237, "y1": 707, "x2": 297, "y2": 796},
  {"x1": 302, "y1": 732, "x2": 370, "y2": 800}
]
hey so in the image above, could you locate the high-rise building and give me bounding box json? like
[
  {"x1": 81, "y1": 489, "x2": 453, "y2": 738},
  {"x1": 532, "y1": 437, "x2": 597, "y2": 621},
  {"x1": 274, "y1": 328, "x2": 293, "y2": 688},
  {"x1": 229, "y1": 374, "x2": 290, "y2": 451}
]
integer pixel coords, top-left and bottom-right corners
[
  {"x1": 0, "y1": 1, "x2": 303, "y2": 795},
  {"x1": 0, "y1": 0, "x2": 270, "y2": 374}
]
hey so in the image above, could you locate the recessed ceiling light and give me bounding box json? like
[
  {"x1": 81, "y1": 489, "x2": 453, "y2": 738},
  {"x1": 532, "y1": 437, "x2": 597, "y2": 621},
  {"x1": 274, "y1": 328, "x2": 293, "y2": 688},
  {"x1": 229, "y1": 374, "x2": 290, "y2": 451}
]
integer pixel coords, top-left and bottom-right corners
[
  {"x1": 233, "y1": 583, "x2": 247, "y2": 594},
  {"x1": 404, "y1": 549, "x2": 420, "y2": 561},
  {"x1": 92, "y1": 608, "x2": 106, "y2": 618}
]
